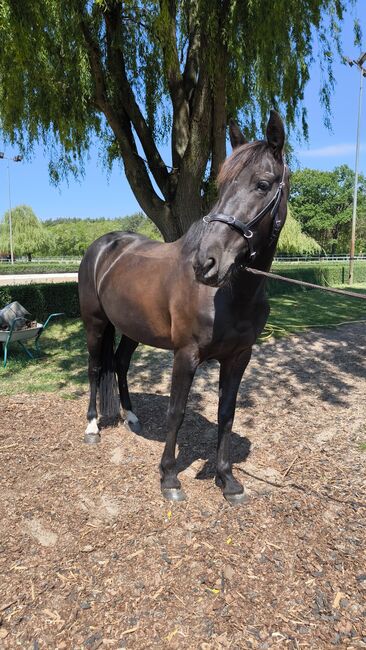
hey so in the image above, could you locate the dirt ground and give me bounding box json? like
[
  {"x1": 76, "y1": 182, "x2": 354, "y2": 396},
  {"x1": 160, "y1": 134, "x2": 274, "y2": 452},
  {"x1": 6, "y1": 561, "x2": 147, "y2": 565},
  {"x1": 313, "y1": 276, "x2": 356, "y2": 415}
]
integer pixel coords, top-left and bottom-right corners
[{"x1": 0, "y1": 323, "x2": 365, "y2": 649}]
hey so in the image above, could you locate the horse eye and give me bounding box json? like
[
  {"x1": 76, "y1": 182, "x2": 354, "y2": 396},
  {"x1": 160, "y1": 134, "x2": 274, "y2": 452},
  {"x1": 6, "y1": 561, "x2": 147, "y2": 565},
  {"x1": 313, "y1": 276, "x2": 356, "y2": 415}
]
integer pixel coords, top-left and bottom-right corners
[{"x1": 257, "y1": 180, "x2": 270, "y2": 191}]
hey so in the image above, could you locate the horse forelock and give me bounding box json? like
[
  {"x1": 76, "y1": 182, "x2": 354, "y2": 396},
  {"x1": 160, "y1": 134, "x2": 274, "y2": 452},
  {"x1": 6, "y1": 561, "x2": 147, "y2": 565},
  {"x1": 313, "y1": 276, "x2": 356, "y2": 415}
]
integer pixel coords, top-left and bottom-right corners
[
  {"x1": 217, "y1": 140, "x2": 271, "y2": 187},
  {"x1": 181, "y1": 218, "x2": 207, "y2": 253}
]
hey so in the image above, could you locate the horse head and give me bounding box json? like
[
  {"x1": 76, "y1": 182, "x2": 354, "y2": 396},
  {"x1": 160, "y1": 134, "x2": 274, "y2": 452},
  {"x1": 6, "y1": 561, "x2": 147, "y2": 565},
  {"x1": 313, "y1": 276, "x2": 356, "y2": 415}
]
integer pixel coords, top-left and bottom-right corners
[{"x1": 193, "y1": 110, "x2": 289, "y2": 287}]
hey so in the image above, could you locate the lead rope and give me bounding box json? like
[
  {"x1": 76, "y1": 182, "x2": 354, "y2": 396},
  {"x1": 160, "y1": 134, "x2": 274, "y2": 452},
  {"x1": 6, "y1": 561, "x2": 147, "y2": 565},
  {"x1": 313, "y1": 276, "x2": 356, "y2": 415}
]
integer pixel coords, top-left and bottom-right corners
[{"x1": 244, "y1": 267, "x2": 366, "y2": 301}]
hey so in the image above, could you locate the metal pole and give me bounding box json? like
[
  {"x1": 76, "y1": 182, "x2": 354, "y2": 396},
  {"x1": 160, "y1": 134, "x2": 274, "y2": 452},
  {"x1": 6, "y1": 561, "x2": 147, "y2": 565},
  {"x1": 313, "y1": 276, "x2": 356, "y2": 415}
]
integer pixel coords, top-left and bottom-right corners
[
  {"x1": 6, "y1": 161, "x2": 14, "y2": 265},
  {"x1": 349, "y1": 61, "x2": 365, "y2": 284}
]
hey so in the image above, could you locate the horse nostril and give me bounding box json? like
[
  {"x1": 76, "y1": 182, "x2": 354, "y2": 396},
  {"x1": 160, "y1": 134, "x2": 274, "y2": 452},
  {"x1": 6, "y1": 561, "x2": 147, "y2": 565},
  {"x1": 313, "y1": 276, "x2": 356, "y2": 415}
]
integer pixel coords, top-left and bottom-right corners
[{"x1": 202, "y1": 257, "x2": 217, "y2": 278}]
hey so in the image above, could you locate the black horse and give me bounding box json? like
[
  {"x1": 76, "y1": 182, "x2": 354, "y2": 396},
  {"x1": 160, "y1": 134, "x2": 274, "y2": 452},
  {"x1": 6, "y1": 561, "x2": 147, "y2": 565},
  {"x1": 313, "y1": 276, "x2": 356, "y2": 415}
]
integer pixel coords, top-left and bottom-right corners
[{"x1": 78, "y1": 110, "x2": 289, "y2": 504}]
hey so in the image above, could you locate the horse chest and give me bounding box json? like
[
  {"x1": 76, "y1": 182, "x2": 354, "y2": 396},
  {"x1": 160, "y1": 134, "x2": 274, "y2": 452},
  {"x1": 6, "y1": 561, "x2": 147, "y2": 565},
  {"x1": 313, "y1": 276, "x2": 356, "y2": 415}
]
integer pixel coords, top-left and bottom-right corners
[
  {"x1": 224, "y1": 320, "x2": 256, "y2": 348},
  {"x1": 200, "y1": 317, "x2": 256, "y2": 361}
]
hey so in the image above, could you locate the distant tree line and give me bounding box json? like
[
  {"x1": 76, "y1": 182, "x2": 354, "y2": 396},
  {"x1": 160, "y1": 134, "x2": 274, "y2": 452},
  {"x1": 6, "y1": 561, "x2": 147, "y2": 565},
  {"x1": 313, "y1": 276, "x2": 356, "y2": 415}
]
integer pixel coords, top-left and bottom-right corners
[
  {"x1": 1, "y1": 164, "x2": 365, "y2": 259},
  {"x1": 290, "y1": 165, "x2": 366, "y2": 255},
  {"x1": 0, "y1": 209, "x2": 162, "y2": 259}
]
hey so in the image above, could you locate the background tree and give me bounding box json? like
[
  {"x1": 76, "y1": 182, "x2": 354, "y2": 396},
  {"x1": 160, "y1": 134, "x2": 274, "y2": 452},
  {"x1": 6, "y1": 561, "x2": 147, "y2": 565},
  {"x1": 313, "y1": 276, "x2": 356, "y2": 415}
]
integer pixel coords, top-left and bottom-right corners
[
  {"x1": 277, "y1": 208, "x2": 321, "y2": 256},
  {"x1": 290, "y1": 165, "x2": 366, "y2": 253},
  {"x1": 45, "y1": 212, "x2": 161, "y2": 255},
  {"x1": 0, "y1": 205, "x2": 52, "y2": 260},
  {"x1": 0, "y1": 0, "x2": 358, "y2": 240}
]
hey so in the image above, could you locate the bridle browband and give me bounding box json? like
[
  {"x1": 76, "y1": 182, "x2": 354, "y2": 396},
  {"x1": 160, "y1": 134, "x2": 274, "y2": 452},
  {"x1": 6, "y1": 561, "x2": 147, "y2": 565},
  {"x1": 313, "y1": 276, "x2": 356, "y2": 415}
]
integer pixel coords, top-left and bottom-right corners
[{"x1": 203, "y1": 163, "x2": 287, "y2": 261}]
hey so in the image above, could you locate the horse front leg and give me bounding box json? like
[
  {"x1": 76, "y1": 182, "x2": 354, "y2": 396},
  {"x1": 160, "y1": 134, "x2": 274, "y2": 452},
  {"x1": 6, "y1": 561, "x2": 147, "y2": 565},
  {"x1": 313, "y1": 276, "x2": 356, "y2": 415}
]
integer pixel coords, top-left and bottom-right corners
[
  {"x1": 216, "y1": 348, "x2": 252, "y2": 504},
  {"x1": 160, "y1": 346, "x2": 199, "y2": 502}
]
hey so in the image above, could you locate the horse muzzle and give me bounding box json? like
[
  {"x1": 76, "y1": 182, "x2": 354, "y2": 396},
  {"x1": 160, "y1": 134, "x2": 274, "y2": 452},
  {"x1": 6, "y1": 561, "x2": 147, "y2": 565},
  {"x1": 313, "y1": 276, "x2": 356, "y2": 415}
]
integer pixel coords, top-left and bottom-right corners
[{"x1": 193, "y1": 253, "x2": 233, "y2": 287}]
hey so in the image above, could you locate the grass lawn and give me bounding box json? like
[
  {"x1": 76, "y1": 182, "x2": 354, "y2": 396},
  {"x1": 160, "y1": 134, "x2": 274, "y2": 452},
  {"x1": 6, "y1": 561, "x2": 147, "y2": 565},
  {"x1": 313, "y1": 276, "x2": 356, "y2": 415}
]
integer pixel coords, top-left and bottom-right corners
[
  {"x1": 0, "y1": 284, "x2": 365, "y2": 397},
  {"x1": 0, "y1": 319, "x2": 87, "y2": 397},
  {"x1": 267, "y1": 283, "x2": 366, "y2": 338}
]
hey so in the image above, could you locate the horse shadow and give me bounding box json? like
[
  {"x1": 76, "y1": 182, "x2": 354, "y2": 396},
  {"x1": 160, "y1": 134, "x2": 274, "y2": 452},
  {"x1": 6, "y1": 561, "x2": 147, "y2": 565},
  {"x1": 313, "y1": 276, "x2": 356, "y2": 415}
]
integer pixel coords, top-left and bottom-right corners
[{"x1": 123, "y1": 391, "x2": 251, "y2": 480}]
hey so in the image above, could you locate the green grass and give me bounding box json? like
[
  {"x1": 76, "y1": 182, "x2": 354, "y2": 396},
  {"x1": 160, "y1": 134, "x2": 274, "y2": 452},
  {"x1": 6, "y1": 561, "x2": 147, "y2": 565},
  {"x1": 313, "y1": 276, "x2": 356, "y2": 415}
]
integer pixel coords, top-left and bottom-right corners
[
  {"x1": 264, "y1": 283, "x2": 366, "y2": 338},
  {"x1": 0, "y1": 319, "x2": 87, "y2": 396},
  {"x1": 1, "y1": 285, "x2": 365, "y2": 396}
]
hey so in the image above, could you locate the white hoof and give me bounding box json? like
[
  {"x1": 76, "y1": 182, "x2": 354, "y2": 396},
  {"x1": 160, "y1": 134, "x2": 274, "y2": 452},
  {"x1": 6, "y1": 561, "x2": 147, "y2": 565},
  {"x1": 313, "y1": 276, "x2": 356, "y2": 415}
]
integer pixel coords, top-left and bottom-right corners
[
  {"x1": 85, "y1": 418, "x2": 100, "y2": 435},
  {"x1": 122, "y1": 410, "x2": 142, "y2": 433},
  {"x1": 122, "y1": 409, "x2": 139, "y2": 425}
]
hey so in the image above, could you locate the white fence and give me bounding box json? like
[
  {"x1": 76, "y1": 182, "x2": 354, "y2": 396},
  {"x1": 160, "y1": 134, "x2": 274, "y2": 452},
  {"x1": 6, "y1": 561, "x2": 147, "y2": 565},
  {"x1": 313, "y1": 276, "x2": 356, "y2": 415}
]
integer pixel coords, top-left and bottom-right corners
[
  {"x1": 1, "y1": 254, "x2": 366, "y2": 264},
  {"x1": 274, "y1": 255, "x2": 366, "y2": 263},
  {"x1": 0, "y1": 256, "x2": 82, "y2": 264}
]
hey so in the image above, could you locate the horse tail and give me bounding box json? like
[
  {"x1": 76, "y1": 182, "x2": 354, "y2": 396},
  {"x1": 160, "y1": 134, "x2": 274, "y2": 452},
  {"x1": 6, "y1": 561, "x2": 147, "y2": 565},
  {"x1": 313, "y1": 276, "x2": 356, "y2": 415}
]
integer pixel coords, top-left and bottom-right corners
[{"x1": 99, "y1": 321, "x2": 119, "y2": 421}]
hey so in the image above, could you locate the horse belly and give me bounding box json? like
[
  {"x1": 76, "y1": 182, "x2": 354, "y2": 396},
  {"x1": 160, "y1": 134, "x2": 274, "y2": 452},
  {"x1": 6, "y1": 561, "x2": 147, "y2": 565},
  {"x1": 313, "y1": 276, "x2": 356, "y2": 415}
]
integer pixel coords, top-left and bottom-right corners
[{"x1": 101, "y1": 285, "x2": 174, "y2": 349}]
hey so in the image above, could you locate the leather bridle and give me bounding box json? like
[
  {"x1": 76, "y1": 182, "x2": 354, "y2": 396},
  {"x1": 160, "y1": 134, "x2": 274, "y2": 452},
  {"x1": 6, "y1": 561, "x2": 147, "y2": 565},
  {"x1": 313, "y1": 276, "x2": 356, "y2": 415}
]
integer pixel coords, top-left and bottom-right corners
[{"x1": 203, "y1": 163, "x2": 287, "y2": 261}]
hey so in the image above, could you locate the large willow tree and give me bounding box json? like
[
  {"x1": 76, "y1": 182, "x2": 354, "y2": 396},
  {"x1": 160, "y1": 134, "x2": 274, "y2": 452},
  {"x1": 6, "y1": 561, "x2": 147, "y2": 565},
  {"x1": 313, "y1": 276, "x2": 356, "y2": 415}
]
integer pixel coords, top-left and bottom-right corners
[{"x1": 0, "y1": 0, "x2": 357, "y2": 240}]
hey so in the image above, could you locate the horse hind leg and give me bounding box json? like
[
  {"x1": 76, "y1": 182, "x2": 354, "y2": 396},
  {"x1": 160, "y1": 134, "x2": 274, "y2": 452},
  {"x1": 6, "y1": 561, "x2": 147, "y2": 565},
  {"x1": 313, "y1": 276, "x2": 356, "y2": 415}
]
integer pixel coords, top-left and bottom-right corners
[
  {"x1": 115, "y1": 335, "x2": 141, "y2": 433},
  {"x1": 84, "y1": 317, "x2": 109, "y2": 444}
]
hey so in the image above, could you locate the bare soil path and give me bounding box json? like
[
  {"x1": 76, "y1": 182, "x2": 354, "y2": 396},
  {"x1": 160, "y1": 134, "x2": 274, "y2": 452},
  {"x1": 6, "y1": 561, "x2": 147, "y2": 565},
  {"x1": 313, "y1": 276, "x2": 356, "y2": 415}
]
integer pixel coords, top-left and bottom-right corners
[
  {"x1": 0, "y1": 324, "x2": 365, "y2": 649},
  {"x1": 0, "y1": 273, "x2": 78, "y2": 286}
]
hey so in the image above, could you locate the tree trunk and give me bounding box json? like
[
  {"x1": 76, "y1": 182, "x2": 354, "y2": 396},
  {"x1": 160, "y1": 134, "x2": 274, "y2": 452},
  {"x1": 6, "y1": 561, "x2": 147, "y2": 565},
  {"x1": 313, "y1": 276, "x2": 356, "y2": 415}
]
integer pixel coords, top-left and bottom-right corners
[{"x1": 80, "y1": 0, "x2": 218, "y2": 242}]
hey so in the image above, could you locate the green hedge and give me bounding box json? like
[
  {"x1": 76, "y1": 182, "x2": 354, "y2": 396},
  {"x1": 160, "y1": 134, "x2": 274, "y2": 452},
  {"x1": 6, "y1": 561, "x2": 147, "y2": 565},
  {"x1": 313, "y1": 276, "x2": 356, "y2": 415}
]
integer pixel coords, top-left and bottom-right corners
[
  {"x1": 268, "y1": 261, "x2": 366, "y2": 296},
  {"x1": 0, "y1": 282, "x2": 79, "y2": 321},
  {"x1": 0, "y1": 261, "x2": 365, "y2": 318},
  {"x1": 0, "y1": 262, "x2": 79, "y2": 274}
]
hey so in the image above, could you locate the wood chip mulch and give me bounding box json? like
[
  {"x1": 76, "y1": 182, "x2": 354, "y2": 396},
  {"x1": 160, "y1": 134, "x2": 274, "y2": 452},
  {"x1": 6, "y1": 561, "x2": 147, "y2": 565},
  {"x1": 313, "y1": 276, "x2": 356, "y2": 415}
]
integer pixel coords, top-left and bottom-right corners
[{"x1": 0, "y1": 323, "x2": 365, "y2": 649}]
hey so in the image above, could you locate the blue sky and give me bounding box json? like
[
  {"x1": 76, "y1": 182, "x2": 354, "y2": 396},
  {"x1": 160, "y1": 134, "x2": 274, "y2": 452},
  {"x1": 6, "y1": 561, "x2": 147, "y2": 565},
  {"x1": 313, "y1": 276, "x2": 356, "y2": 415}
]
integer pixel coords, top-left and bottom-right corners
[{"x1": 1, "y1": 1, "x2": 366, "y2": 222}]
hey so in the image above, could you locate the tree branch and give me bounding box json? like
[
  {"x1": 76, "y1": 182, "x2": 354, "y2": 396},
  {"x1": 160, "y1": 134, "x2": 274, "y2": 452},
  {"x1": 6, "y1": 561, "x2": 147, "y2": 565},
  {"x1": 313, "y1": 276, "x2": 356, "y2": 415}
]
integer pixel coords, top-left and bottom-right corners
[
  {"x1": 103, "y1": 2, "x2": 171, "y2": 200},
  {"x1": 159, "y1": 0, "x2": 190, "y2": 168},
  {"x1": 210, "y1": 46, "x2": 228, "y2": 181},
  {"x1": 78, "y1": 4, "x2": 170, "y2": 228},
  {"x1": 174, "y1": 41, "x2": 213, "y2": 232},
  {"x1": 182, "y1": 2, "x2": 200, "y2": 103}
]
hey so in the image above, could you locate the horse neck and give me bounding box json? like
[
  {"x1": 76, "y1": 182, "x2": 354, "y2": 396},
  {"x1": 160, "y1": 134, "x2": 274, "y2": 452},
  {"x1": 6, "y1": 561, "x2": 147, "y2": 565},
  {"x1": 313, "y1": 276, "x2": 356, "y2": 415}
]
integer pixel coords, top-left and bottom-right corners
[{"x1": 232, "y1": 243, "x2": 277, "y2": 300}]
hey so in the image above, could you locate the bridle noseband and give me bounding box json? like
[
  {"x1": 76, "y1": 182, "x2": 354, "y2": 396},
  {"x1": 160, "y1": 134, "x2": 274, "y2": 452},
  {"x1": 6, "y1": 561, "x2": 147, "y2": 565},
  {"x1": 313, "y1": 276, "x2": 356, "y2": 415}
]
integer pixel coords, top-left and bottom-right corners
[{"x1": 203, "y1": 163, "x2": 287, "y2": 261}]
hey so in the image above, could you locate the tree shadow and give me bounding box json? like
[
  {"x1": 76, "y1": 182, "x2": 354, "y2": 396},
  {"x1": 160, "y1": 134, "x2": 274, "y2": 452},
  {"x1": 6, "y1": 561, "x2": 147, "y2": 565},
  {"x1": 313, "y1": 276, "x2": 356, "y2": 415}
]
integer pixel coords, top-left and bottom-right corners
[
  {"x1": 3, "y1": 313, "x2": 365, "y2": 413},
  {"x1": 246, "y1": 321, "x2": 366, "y2": 407},
  {"x1": 125, "y1": 391, "x2": 251, "y2": 480}
]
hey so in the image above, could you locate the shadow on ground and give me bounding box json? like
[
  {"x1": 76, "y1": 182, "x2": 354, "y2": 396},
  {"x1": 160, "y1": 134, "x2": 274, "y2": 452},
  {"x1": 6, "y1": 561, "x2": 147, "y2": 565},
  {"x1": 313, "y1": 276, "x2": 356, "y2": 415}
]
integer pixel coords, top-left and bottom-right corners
[
  {"x1": 122, "y1": 391, "x2": 251, "y2": 480},
  {"x1": 2, "y1": 314, "x2": 365, "y2": 412}
]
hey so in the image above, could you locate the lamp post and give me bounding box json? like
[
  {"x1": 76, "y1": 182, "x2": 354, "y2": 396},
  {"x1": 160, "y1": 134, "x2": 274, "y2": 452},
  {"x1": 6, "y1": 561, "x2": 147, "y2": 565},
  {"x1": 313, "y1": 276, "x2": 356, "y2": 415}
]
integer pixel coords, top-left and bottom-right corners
[
  {"x1": 0, "y1": 152, "x2": 23, "y2": 265},
  {"x1": 345, "y1": 52, "x2": 366, "y2": 285}
]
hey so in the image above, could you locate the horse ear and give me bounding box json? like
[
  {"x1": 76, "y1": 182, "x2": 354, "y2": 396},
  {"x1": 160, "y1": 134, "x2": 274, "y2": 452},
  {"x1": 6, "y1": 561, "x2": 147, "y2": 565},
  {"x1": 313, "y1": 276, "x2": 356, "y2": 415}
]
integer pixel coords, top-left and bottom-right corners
[
  {"x1": 229, "y1": 118, "x2": 247, "y2": 149},
  {"x1": 266, "y1": 110, "x2": 285, "y2": 159}
]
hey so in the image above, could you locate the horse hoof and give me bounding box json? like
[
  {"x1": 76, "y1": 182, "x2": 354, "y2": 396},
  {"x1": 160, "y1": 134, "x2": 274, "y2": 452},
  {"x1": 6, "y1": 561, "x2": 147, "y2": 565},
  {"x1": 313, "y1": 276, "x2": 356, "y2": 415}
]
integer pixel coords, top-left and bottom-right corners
[
  {"x1": 84, "y1": 432, "x2": 101, "y2": 444},
  {"x1": 125, "y1": 419, "x2": 142, "y2": 434},
  {"x1": 122, "y1": 410, "x2": 142, "y2": 434},
  {"x1": 224, "y1": 492, "x2": 248, "y2": 506},
  {"x1": 161, "y1": 488, "x2": 187, "y2": 502}
]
